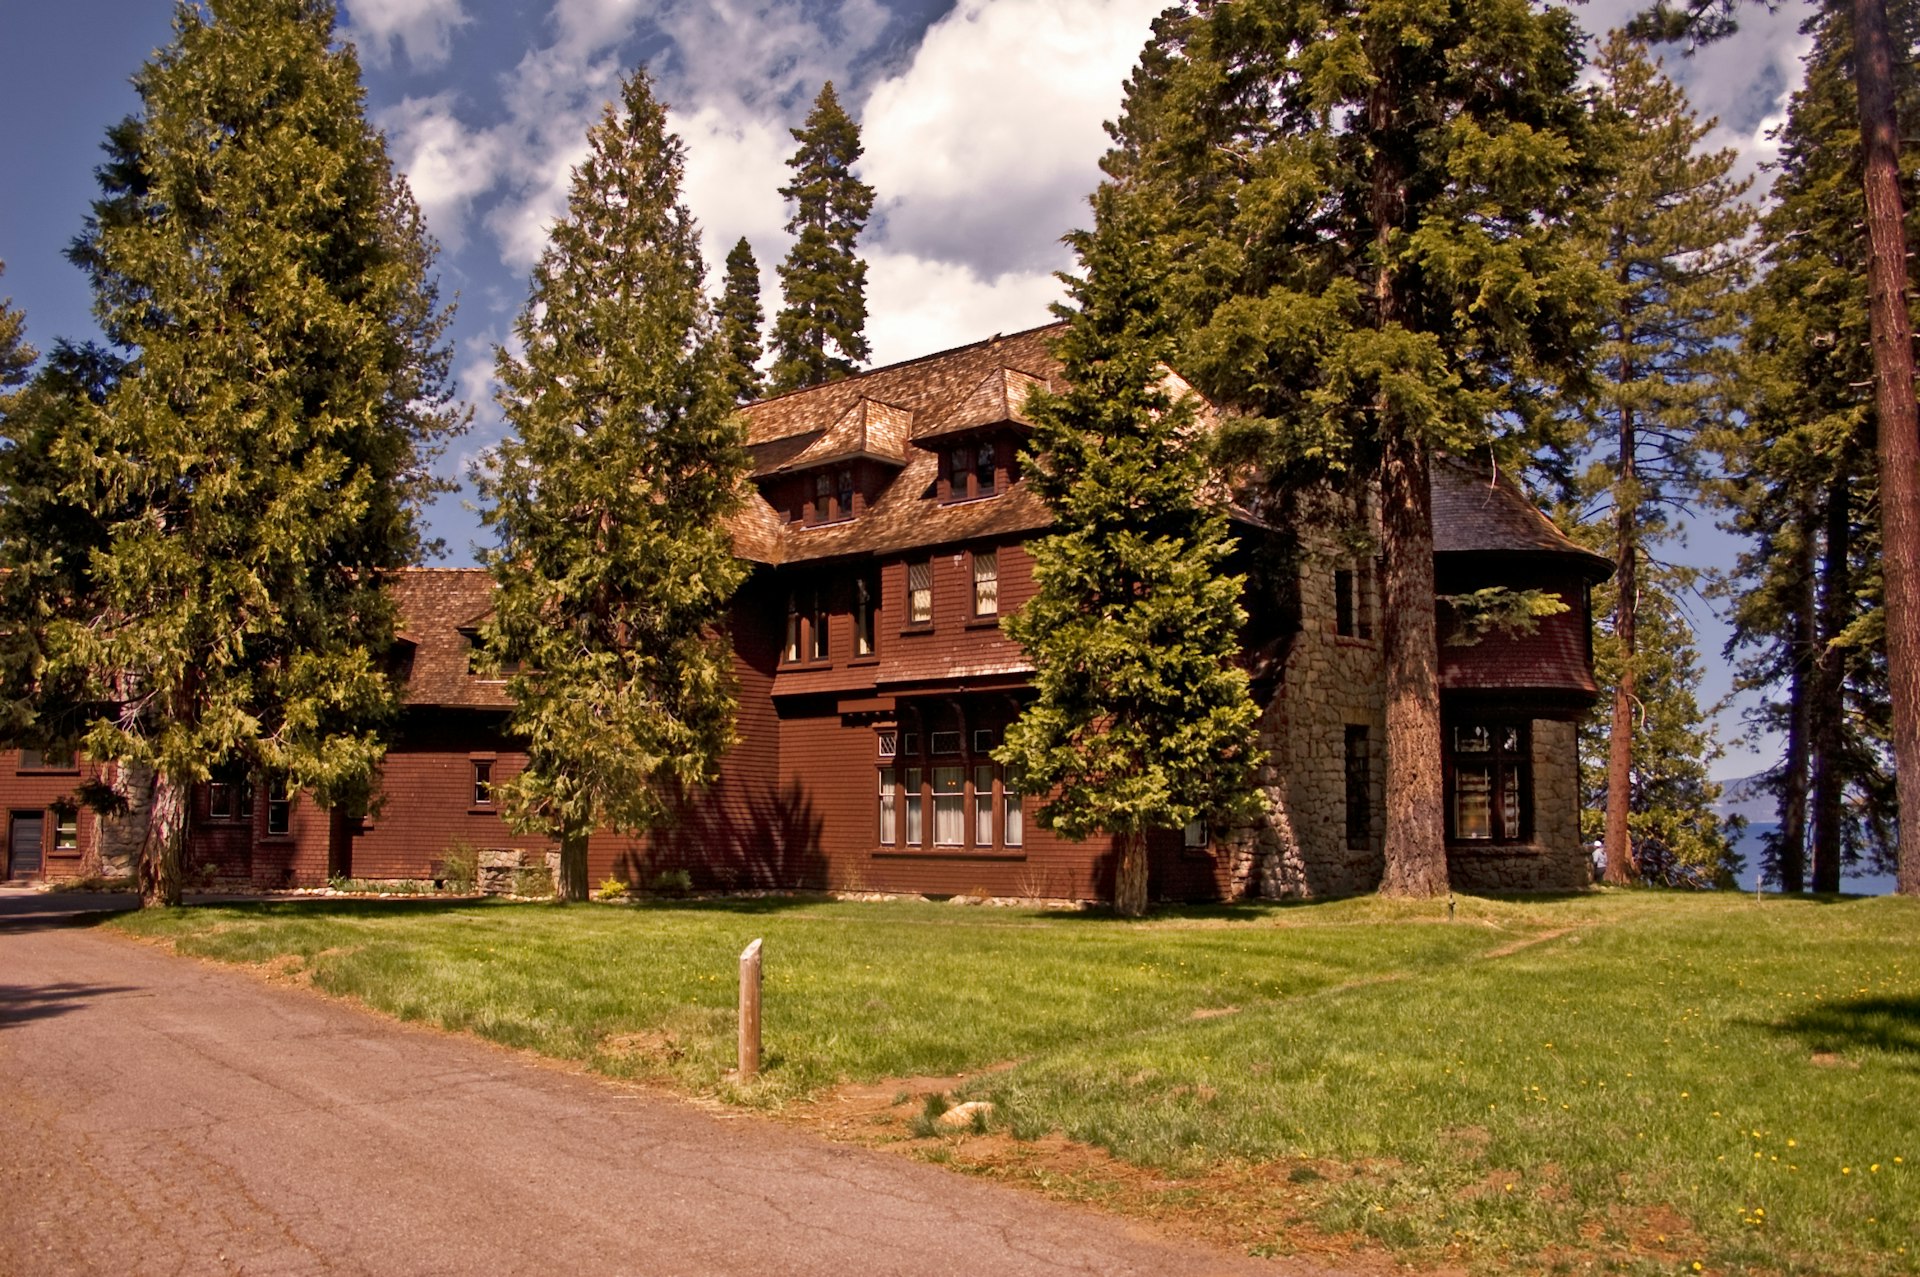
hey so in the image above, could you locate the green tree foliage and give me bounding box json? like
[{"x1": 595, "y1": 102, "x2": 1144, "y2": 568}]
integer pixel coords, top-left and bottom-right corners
[
  {"x1": 479, "y1": 71, "x2": 749, "y2": 902},
  {"x1": 1561, "y1": 34, "x2": 1748, "y2": 885},
  {"x1": 0, "y1": 264, "x2": 33, "y2": 399},
  {"x1": 999, "y1": 187, "x2": 1262, "y2": 918},
  {"x1": 1088, "y1": 0, "x2": 1601, "y2": 896},
  {"x1": 719, "y1": 236, "x2": 765, "y2": 404},
  {"x1": 768, "y1": 82, "x2": 873, "y2": 393},
  {"x1": 0, "y1": 0, "x2": 462, "y2": 907},
  {"x1": 1718, "y1": 0, "x2": 1912, "y2": 889}
]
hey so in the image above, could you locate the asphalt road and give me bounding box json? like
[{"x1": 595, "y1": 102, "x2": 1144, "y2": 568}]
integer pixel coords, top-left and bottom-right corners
[{"x1": 0, "y1": 894, "x2": 1314, "y2": 1276}]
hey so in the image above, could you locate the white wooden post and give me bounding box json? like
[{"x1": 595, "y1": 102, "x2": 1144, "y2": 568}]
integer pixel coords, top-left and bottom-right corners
[{"x1": 738, "y1": 938, "x2": 763, "y2": 1079}]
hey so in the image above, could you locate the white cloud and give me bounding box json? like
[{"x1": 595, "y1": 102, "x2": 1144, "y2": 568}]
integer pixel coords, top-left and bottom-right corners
[
  {"x1": 861, "y1": 0, "x2": 1163, "y2": 278},
  {"x1": 864, "y1": 251, "x2": 1064, "y2": 367},
  {"x1": 675, "y1": 103, "x2": 792, "y2": 300},
  {"x1": 378, "y1": 94, "x2": 503, "y2": 252},
  {"x1": 342, "y1": 0, "x2": 469, "y2": 68}
]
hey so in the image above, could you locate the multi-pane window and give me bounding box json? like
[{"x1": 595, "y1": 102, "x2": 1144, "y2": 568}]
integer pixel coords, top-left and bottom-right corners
[
  {"x1": 1344, "y1": 725, "x2": 1371, "y2": 850},
  {"x1": 930, "y1": 730, "x2": 962, "y2": 756},
  {"x1": 933, "y1": 766, "x2": 964, "y2": 845},
  {"x1": 813, "y1": 472, "x2": 832, "y2": 522},
  {"x1": 878, "y1": 767, "x2": 897, "y2": 844},
  {"x1": 1183, "y1": 820, "x2": 1209, "y2": 849},
  {"x1": 972, "y1": 550, "x2": 999, "y2": 616},
  {"x1": 782, "y1": 586, "x2": 830, "y2": 663},
  {"x1": 784, "y1": 593, "x2": 802, "y2": 663},
  {"x1": 975, "y1": 441, "x2": 996, "y2": 494},
  {"x1": 1004, "y1": 770, "x2": 1024, "y2": 847},
  {"x1": 907, "y1": 561, "x2": 933, "y2": 624},
  {"x1": 945, "y1": 438, "x2": 1003, "y2": 500},
  {"x1": 473, "y1": 759, "x2": 495, "y2": 807},
  {"x1": 266, "y1": 779, "x2": 292, "y2": 837},
  {"x1": 19, "y1": 748, "x2": 75, "y2": 772},
  {"x1": 209, "y1": 777, "x2": 253, "y2": 822},
  {"x1": 838, "y1": 469, "x2": 855, "y2": 517},
  {"x1": 904, "y1": 766, "x2": 924, "y2": 846},
  {"x1": 52, "y1": 806, "x2": 78, "y2": 853},
  {"x1": 1447, "y1": 722, "x2": 1528, "y2": 843},
  {"x1": 854, "y1": 574, "x2": 876, "y2": 656}
]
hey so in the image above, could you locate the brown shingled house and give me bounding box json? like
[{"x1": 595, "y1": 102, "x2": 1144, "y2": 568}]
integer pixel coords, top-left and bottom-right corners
[{"x1": 0, "y1": 324, "x2": 1608, "y2": 899}]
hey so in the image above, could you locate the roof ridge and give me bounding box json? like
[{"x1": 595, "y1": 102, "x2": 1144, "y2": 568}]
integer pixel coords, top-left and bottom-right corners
[{"x1": 743, "y1": 320, "x2": 1066, "y2": 412}]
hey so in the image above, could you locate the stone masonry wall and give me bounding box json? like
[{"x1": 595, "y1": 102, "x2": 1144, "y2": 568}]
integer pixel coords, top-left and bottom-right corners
[{"x1": 1445, "y1": 718, "x2": 1592, "y2": 892}]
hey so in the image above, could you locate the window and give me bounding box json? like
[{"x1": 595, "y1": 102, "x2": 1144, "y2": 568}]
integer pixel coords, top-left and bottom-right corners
[
  {"x1": 1447, "y1": 722, "x2": 1528, "y2": 844},
  {"x1": 19, "y1": 748, "x2": 75, "y2": 772},
  {"x1": 905, "y1": 766, "x2": 924, "y2": 846},
  {"x1": 930, "y1": 730, "x2": 962, "y2": 756},
  {"x1": 877, "y1": 730, "x2": 897, "y2": 759},
  {"x1": 52, "y1": 806, "x2": 78, "y2": 853},
  {"x1": 784, "y1": 594, "x2": 802, "y2": 663},
  {"x1": 1183, "y1": 820, "x2": 1209, "y2": 849},
  {"x1": 878, "y1": 767, "x2": 897, "y2": 844},
  {"x1": 1344, "y1": 726, "x2": 1371, "y2": 850},
  {"x1": 974, "y1": 765, "x2": 994, "y2": 845},
  {"x1": 945, "y1": 437, "x2": 1001, "y2": 501},
  {"x1": 900, "y1": 732, "x2": 920, "y2": 757},
  {"x1": 1334, "y1": 567, "x2": 1372, "y2": 640},
  {"x1": 1004, "y1": 770, "x2": 1024, "y2": 847},
  {"x1": 973, "y1": 728, "x2": 994, "y2": 754},
  {"x1": 975, "y1": 441, "x2": 996, "y2": 494},
  {"x1": 948, "y1": 446, "x2": 971, "y2": 499},
  {"x1": 854, "y1": 574, "x2": 876, "y2": 656},
  {"x1": 907, "y1": 560, "x2": 932, "y2": 624},
  {"x1": 838, "y1": 469, "x2": 854, "y2": 518},
  {"x1": 972, "y1": 549, "x2": 999, "y2": 617},
  {"x1": 809, "y1": 588, "x2": 829, "y2": 661},
  {"x1": 266, "y1": 779, "x2": 292, "y2": 837},
  {"x1": 813, "y1": 472, "x2": 831, "y2": 523},
  {"x1": 209, "y1": 776, "x2": 254, "y2": 822},
  {"x1": 933, "y1": 766, "x2": 964, "y2": 846},
  {"x1": 473, "y1": 759, "x2": 495, "y2": 807}
]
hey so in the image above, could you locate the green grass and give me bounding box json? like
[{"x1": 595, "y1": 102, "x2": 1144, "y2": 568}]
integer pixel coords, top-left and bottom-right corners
[{"x1": 108, "y1": 890, "x2": 1920, "y2": 1274}]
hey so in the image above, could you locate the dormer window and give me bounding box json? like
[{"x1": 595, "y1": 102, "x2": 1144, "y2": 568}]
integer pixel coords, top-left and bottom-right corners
[
  {"x1": 838, "y1": 468, "x2": 855, "y2": 515},
  {"x1": 943, "y1": 437, "x2": 1002, "y2": 502}
]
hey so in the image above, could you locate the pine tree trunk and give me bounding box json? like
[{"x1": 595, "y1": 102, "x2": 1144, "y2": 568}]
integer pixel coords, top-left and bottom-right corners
[
  {"x1": 1849, "y1": 0, "x2": 1920, "y2": 897},
  {"x1": 1370, "y1": 73, "x2": 1448, "y2": 900},
  {"x1": 1112, "y1": 828, "x2": 1148, "y2": 918},
  {"x1": 139, "y1": 769, "x2": 188, "y2": 909},
  {"x1": 1809, "y1": 483, "x2": 1851, "y2": 892},
  {"x1": 1603, "y1": 399, "x2": 1639, "y2": 886},
  {"x1": 557, "y1": 822, "x2": 590, "y2": 902},
  {"x1": 1380, "y1": 431, "x2": 1449, "y2": 897},
  {"x1": 1778, "y1": 525, "x2": 1816, "y2": 895}
]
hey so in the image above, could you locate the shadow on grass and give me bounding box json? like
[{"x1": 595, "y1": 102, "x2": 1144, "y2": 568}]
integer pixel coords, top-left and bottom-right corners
[{"x1": 1765, "y1": 994, "x2": 1920, "y2": 1067}]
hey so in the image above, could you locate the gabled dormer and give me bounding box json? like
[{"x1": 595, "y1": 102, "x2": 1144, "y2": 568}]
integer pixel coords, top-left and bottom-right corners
[
  {"x1": 914, "y1": 366, "x2": 1044, "y2": 503},
  {"x1": 754, "y1": 396, "x2": 912, "y2": 526}
]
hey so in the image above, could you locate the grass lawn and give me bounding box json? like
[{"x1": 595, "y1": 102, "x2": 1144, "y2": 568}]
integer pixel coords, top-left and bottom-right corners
[{"x1": 109, "y1": 890, "x2": 1917, "y2": 1275}]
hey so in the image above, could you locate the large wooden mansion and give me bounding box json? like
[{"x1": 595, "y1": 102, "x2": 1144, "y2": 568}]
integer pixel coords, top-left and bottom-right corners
[{"x1": 0, "y1": 325, "x2": 1610, "y2": 901}]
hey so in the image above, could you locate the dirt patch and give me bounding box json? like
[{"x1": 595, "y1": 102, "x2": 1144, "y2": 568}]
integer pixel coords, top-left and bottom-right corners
[
  {"x1": 1191, "y1": 1005, "x2": 1241, "y2": 1019},
  {"x1": 1810, "y1": 1051, "x2": 1860, "y2": 1069},
  {"x1": 598, "y1": 1029, "x2": 685, "y2": 1066},
  {"x1": 1480, "y1": 928, "x2": 1574, "y2": 960}
]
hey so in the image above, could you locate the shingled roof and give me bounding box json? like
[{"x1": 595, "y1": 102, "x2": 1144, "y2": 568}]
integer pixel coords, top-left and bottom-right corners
[
  {"x1": 388, "y1": 568, "x2": 509, "y2": 710},
  {"x1": 731, "y1": 325, "x2": 1065, "y2": 565},
  {"x1": 1431, "y1": 456, "x2": 1611, "y2": 578}
]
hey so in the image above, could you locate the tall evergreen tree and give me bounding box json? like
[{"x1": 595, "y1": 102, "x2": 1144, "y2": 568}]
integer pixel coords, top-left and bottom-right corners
[
  {"x1": 999, "y1": 187, "x2": 1262, "y2": 918},
  {"x1": 479, "y1": 72, "x2": 749, "y2": 902},
  {"x1": 1564, "y1": 34, "x2": 1750, "y2": 884},
  {"x1": 1718, "y1": 0, "x2": 1913, "y2": 890},
  {"x1": 768, "y1": 82, "x2": 873, "y2": 393},
  {"x1": 1090, "y1": 0, "x2": 1601, "y2": 896},
  {"x1": 719, "y1": 236, "x2": 765, "y2": 404},
  {"x1": 1640, "y1": 0, "x2": 1920, "y2": 897},
  {"x1": 0, "y1": 0, "x2": 462, "y2": 907}
]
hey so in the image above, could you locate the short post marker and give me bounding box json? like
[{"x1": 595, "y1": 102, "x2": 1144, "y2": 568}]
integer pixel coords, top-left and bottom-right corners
[{"x1": 738, "y1": 938, "x2": 763, "y2": 1079}]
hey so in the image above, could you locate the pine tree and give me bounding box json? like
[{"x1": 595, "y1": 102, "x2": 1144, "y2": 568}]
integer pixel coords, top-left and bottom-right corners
[
  {"x1": 768, "y1": 82, "x2": 873, "y2": 393},
  {"x1": 999, "y1": 186, "x2": 1262, "y2": 918},
  {"x1": 0, "y1": 0, "x2": 462, "y2": 908},
  {"x1": 479, "y1": 71, "x2": 749, "y2": 902},
  {"x1": 1565, "y1": 34, "x2": 1750, "y2": 885},
  {"x1": 719, "y1": 236, "x2": 765, "y2": 404},
  {"x1": 1090, "y1": 0, "x2": 1601, "y2": 897},
  {"x1": 1717, "y1": 0, "x2": 1914, "y2": 890},
  {"x1": 1640, "y1": 0, "x2": 1920, "y2": 896}
]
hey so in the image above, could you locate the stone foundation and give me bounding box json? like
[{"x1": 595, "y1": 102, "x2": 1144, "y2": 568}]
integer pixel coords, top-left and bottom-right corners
[{"x1": 477, "y1": 847, "x2": 560, "y2": 896}]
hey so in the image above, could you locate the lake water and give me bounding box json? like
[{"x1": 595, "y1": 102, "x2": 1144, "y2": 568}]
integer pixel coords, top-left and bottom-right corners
[{"x1": 1730, "y1": 822, "x2": 1897, "y2": 896}]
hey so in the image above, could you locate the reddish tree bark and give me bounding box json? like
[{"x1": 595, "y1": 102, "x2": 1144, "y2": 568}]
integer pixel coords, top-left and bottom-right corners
[
  {"x1": 1603, "y1": 395, "x2": 1640, "y2": 885},
  {"x1": 1113, "y1": 827, "x2": 1149, "y2": 917},
  {"x1": 1850, "y1": 0, "x2": 1920, "y2": 897},
  {"x1": 1810, "y1": 482, "x2": 1851, "y2": 892},
  {"x1": 139, "y1": 770, "x2": 187, "y2": 909}
]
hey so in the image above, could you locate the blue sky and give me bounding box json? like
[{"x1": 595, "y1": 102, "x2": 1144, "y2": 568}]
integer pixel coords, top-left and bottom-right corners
[{"x1": 0, "y1": 0, "x2": 1819, "y2": 779}]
